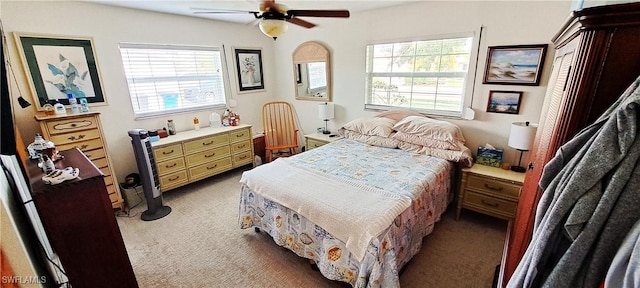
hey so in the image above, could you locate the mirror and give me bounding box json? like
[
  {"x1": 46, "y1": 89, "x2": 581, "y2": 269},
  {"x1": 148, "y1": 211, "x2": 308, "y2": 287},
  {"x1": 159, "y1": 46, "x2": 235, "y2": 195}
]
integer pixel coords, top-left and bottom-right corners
[{"x1": 293, "y1": 41, "x2": 331, "y2": 101}]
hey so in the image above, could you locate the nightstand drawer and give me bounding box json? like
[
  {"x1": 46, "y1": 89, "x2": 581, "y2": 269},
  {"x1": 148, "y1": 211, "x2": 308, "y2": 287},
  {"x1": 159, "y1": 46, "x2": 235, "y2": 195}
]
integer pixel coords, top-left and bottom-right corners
[
  {"x1": 466, "y1": 175, "x2": 521, "y2": 199},
  {"x1": 464, "y1": 191, "x2": 517, "y2": 218},
  {"x1": 307, "y1": 139, "x2": 327, "y2": 149}
]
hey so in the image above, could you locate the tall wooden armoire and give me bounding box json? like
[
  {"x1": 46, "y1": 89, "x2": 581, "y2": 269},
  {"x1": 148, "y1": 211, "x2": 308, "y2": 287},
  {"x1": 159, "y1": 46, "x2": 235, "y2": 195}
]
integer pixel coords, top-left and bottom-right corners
[{"x1": 500, "y1": 2, "x2": 640, "y2": 286}]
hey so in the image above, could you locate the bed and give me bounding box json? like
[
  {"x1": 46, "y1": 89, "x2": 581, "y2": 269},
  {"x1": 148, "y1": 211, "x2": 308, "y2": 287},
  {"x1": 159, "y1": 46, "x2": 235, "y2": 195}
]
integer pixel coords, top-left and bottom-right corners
[{"x1": 239, "y1": 112, "x2": 473, "y2": 287}]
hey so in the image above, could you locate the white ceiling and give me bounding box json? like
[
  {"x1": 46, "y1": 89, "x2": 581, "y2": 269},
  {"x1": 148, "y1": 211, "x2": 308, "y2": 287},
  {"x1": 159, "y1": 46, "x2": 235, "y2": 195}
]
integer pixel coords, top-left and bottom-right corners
[{"x1": 86, "y1": 0, "x2": 417, "y2": 24}]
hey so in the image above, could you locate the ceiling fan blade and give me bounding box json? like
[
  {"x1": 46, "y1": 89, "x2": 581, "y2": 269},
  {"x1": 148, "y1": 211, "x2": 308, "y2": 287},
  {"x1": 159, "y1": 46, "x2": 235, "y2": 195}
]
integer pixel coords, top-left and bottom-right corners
[
  {"x1": 193, "y1": 10, "x2": 257, "y2": 15},
  {"x1": 286, "y1": 17, "x2": 316, "y2": 29},
  {"x1": 287, "y1": 10, "x2": 350, "y2": 18}
]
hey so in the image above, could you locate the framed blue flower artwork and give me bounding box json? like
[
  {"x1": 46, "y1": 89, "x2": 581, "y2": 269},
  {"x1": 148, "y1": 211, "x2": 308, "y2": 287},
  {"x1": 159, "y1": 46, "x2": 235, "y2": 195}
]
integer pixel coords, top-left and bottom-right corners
[{"x1": 14, "y1": 33, "x2": 107, "y2": 111}]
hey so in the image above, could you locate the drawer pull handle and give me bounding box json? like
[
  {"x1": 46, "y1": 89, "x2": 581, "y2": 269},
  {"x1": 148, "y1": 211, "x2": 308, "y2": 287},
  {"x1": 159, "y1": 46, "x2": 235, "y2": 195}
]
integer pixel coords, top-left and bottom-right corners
[
  {"x1": 168, "y1": 175, "x2": 180, "y2": 181},
  {"x1": 85, "y1": 154, "x2": 92, "y2": 158},
  {"x1": 239, "y1": 155, "x2": 247, "y2": 159},
  {"x1": 236, "y1": 134, "x2": 244, "y2": 137},
  {"x1": 481, "y1": 200, "x2": 499, "y2": 208},
  {"x1": 68, "y1": 134, "x2": 86, "y2": 141},
  {"x1": 484, "y1": 183, "x2": 503, "y2": 191},
  {"x1": 237, "y1": 144, "x2": 246, "y2": 148},
  {"x1": 205, "y1": 153, "x2": 216, "y2": 158},
  {"x1": 163, "y1": 150, "x2": 174, "y2": 155},
  {"x1": 76, "y1": 144, "x2": 89, "y2": 150},
  {"x1": 203, "y1": 141, "x2": 214, "y2": 146},
  {"x1": 207, "y1": 164, "x2": 218, "y2": 170},
  {"x1": 165, "y1": 163, "x2": 177, "y2": 168}
]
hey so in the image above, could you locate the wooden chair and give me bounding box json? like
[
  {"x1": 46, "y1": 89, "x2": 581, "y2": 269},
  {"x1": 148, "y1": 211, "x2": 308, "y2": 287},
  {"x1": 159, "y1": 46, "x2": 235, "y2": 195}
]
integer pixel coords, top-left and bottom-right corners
[{"x1": 262, "y1": 101, "x2": 299, "y2": 162}]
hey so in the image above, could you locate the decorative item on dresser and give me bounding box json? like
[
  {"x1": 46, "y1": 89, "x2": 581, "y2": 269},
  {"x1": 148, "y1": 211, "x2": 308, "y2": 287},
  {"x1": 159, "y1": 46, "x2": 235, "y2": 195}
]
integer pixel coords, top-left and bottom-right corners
[
  {"x1": 501, "y1": 3, "x2": 640, "y2": 285},
  {"x1": 150, "y1": 124, "x2": 254, "y2": 192},
  {"x1": 457, "y1": 164, "x2": 525, "y2": 221},
  {"x1": 304, "y1": 132, "x2": 342, "y2": 150},
  {"x1": 35, "y1": 111, "x2": 124, "y2": 209},
  {"x1": 26, "y1": 148, "x2": 138, "y2": 287}
]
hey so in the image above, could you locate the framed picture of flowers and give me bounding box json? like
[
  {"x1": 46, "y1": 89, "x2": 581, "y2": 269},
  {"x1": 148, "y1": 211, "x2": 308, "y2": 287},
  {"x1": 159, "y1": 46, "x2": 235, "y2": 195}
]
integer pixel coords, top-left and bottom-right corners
[
  {"x1": 234, "y1": 48, "x2": 264, "y2": 93},
  {"x1": 14, "y1": 33, "x2": 107, "y2": 110}
]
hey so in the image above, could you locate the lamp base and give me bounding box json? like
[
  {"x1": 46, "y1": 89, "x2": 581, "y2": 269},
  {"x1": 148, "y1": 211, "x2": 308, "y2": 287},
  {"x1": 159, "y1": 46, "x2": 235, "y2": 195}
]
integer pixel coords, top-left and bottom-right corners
[
  {"x1": 510, "y1": 166, "x2": 526, "y2": 173},
  {"x1": 322, "y1": 130, "x2": 331, "y2": 135}
]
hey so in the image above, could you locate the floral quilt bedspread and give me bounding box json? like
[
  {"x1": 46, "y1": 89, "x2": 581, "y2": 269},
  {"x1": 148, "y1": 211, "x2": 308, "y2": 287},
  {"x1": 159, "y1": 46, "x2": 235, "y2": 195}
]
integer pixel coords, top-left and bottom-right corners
[{"x1": 239, "y1": 139, "x2": 453, "y2": 287}]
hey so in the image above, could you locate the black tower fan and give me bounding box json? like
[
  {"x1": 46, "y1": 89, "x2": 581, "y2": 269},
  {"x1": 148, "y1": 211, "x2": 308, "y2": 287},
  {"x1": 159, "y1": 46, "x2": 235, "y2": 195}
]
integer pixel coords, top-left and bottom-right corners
[{"x1": 128, "y1": 129, "x2": 171, "y2": 221}]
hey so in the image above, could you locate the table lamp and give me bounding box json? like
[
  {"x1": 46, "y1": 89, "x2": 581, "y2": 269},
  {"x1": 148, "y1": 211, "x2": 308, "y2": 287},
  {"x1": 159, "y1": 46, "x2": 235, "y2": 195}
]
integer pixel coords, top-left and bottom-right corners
[
  {"x1": 508, "y1": 121, "x2": 537, "y2": 173},
  {"x1": 318, "y1": 102, "x2": 335, "y2": 135}
]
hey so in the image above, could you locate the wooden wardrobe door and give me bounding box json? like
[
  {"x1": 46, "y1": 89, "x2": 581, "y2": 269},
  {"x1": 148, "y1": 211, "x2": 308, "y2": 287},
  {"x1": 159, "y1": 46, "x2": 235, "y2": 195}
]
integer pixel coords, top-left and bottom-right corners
[{"x1": 500, "y1": 36, "x2": 578, "y2": 286}]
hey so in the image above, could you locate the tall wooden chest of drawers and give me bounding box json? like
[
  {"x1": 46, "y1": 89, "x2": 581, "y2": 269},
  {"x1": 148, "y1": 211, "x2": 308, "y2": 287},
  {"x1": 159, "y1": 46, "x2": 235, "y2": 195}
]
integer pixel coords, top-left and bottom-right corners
[
  {"x1": 151, "y1": 125, "x2": 253, "y2": 192},
  {"x1": 35, "y1": 112, "x2": 124, "y2": 209}
]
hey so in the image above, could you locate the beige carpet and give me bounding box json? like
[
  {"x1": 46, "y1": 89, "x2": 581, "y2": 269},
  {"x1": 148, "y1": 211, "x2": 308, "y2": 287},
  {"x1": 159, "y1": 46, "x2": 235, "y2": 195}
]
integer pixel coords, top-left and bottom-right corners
[{"x1": 116, "y1": 167, "x2": 507, "y2": 288}]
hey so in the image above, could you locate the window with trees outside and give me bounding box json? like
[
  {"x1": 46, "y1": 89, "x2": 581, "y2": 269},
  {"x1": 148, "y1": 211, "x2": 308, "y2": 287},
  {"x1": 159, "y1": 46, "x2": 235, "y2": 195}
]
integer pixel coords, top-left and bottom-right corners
[
  {"x1": 365, "y1": 34, "x2": 474, "y2": 118},
  {"x1": 119, "y1": 44, "x2": 227, "y2": 118}
]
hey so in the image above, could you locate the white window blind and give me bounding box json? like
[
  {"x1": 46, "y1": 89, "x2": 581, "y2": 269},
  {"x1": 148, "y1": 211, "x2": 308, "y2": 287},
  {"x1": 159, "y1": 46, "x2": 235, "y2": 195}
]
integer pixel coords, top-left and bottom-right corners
[
  {"x1": 119, "y1": 44, "x2": 227, "y2": 118},
  {"x1": 365, "y1": 34, "x2": 474, "y2": 118}
]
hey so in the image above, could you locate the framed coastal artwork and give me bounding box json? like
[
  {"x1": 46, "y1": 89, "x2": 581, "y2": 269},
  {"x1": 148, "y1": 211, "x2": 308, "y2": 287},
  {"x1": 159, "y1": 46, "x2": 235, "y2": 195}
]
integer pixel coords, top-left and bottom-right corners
[
  {"x1": 14, "y1": 33, "x2": 107, "y2": 111},
  {"x1": 486, "y1": 90, "x2": 523, "y2": 114},
  {"x1": 234, "y1": 47, "x2": 264, "y2": 93},
  {"x1": 483, "y1": 44, "x2": 547, "y2": 86}
]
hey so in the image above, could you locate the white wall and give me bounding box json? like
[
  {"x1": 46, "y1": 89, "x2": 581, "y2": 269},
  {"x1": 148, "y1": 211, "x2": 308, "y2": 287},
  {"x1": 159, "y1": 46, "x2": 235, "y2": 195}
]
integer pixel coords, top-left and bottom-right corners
[
  {"x1": 2, "y1": 1, "x2": 277, "y2": 181},
  {"x1": 273, "y1": 1, "x2": 571, "y2": 166},
  {"x1": 3, "y1": 0, "x2": 572, "y2": 181}
]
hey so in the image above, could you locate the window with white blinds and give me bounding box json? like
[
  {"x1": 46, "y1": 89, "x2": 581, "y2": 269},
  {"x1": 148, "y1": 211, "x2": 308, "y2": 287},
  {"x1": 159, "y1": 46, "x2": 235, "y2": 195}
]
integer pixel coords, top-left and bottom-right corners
[
  {"x1": 365, "y1": 34, "x2": 474, "y2": 118},
  {"x1": 119, "y1": 44, "x2": 227, "y2": 118}
]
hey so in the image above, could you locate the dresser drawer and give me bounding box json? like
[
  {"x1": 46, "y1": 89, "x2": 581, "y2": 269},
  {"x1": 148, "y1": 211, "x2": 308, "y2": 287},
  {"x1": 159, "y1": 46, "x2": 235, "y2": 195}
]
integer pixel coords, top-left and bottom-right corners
[
  {"x1": 307, "y1": 139, "x2": 326, "y2": 150},
  {"x1": 57, "y1": 138, "x2": 104, "y2": 153},
  {"x1": 160, "y1": 170, "x2": 189, "y2": 191},
  {"x1": 183, "y1": 134, "x2": 229, "y2": 154},
  {"x1": 156, "y1": 157, "x2": 186, "y2": 175},
  {"x1": 153, "y1": 144, "x2": 183, "y2": 162},
  {"x1": 92, "y1": 157, "x2": 109, "y2": 169},
  {"x1": 231, "y1": 140, "x2": 251, "y2": 154},
  {"x1": 44, "y1": 116, "x2": 99, "y2": 135},
  {"x1": 466, "y1": 174, "x2": 521, "y2": 200},
  {"x1": 232, "y1": 150, "x2": 253, "y2": 166},
  {"x1": 463, "y1": 191, "x2": 517, "y2": 219},
  {"x1": 49, "y1": 129, "x2": 101, "y2": 145},
  {"x1": 230, "y1": 128, "x2": 251, "y2": 143},
  {"x1": 82, "y1": 148, "x2": 106, "y2": 161},
  {"x1": 188, "y1": 157, "x2": 232, "y2": 181},
  {"x1": 185, "y1": 146, "x2": 230, "y2": 166}
]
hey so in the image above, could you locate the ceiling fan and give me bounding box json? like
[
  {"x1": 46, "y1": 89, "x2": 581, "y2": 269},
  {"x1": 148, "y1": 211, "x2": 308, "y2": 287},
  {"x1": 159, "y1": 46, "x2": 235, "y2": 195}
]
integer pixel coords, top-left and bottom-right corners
[{"x1": 193, "y1": 0, "x2": 350, "y2": 40}]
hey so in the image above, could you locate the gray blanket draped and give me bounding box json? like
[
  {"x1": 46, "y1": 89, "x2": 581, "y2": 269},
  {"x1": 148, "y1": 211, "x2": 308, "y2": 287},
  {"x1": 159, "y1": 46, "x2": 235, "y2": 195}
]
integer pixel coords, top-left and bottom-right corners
[{"x1": 507, "y1": 76, "x2": 640, "y2": 288}]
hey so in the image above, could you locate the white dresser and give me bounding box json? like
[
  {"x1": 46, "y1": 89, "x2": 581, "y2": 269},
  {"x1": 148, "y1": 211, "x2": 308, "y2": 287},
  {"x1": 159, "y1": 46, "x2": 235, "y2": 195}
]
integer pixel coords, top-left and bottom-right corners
[{"x1": 150, "y1": 125, "x2": 253, "y2": 191}]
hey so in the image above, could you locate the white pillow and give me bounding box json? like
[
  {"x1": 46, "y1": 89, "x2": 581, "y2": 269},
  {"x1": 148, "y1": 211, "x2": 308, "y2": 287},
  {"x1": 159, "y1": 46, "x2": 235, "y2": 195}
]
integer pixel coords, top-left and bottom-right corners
[
  {"x1": 375, "y1": 109, "x2": 424, "y2": 123},
  {"x1": 393, "y1": 131, "x2": 464, "y2": 150},
  {"x1": 341, "y1": 117, "x2": 396, "y2": 137},
  {"x1": 393, "y1": 116, "x2": 466, "y2": 143}
]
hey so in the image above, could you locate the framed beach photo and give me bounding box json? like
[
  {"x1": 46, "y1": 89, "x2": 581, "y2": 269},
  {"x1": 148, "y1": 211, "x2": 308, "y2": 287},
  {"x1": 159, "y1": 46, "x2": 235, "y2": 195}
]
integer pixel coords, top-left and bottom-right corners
[
  {"x1": 483, "y1": 44, "x2": 547, "y2": 86},
  {"x1": 486, "y1": 90, "x2": 523, "y2": 114},
  {"x1": 234, "y1": 48, "x2": 264, "y2": 93},
  {"x1": 14, "y1": 33, "x2": 107, "y2": 110}
]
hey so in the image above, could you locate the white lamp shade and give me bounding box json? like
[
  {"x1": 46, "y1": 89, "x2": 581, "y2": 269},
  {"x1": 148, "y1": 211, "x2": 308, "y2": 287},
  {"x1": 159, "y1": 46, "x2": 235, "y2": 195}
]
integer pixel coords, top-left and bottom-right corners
[
  {"x1": 318, "y1": 103, "x2": 335, "y2": 120},
  {"x1": 259, "y1": 19, "x2": 288, "y2": 38},
  {"x1": 508, "y1": 122, "x2": 538, "y2": 151}
]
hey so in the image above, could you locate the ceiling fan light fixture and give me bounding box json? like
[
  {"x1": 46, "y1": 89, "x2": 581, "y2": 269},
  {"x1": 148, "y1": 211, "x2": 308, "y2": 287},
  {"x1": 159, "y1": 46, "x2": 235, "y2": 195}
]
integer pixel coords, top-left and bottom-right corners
[{"x1": 259, "y1": 19, "x2": 288, "y2": 40}]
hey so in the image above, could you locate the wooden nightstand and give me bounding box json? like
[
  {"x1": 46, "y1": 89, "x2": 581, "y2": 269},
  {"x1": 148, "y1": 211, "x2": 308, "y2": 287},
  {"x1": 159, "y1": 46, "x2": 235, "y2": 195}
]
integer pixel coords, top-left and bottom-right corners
[
  {"x1": 304, "y1": 133, "x2": 342, "y2": 150},
  {"x1": 456, "y1": 164, "x2": 525, "y2": 221}
]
